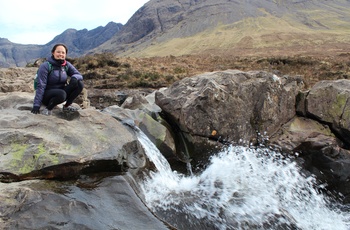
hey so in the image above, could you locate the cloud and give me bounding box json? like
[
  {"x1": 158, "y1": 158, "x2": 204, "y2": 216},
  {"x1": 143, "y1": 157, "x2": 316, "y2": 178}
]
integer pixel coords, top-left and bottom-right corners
[
  {"x1": 0, "y1": 0, "x2": 57, "y2": 27},
  {"x1": 0, "y1": 0, "x2": 149, "y2": 44}
]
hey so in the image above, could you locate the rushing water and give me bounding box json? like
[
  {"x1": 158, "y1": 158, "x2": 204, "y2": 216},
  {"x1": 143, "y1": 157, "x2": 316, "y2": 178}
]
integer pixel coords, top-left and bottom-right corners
[{"x1": 137, "y1": 131, "x2": 350, "y2": 230}]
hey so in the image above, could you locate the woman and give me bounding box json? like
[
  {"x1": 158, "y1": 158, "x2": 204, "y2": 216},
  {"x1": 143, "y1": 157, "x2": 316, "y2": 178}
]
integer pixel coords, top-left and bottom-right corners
[{"x1": 31, "y1": 43, "x2": 84, "y2": 115}]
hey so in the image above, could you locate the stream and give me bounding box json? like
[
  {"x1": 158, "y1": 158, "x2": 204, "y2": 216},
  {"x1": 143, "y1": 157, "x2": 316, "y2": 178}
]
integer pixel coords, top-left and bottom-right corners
[{"x1": 137, "y1": 130, "x2": 350, "y2": 230}]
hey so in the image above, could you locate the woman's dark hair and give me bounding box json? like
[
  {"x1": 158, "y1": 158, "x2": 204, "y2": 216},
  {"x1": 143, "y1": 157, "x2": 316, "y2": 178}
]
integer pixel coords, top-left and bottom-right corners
[{"x1": 51, "y1": 43, "x2": 68, "y2": 54}]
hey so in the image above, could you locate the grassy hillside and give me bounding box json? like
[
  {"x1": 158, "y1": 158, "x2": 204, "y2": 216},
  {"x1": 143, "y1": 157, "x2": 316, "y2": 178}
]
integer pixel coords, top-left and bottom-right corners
[{"x1": 123, "y1": 8, "x2": 350, "y2": 57}]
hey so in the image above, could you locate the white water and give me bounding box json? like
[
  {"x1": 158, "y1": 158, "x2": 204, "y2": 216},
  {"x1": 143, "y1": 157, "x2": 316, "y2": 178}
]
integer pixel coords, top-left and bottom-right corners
[{"x1": 137, "y1": 131, "x2": 350, "y2": 230}]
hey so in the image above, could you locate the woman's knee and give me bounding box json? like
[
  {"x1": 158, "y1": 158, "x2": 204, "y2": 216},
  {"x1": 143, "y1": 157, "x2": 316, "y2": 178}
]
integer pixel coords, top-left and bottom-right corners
[
  {"x1": 60, "y1": 91, "x2": 67, "y2": 101},
  {"x1": 78, "y1": 80, "x2": 84, "y2": 91},
  {"x1": 43, "y1": 89, "x2": 66, "y2": 104}
]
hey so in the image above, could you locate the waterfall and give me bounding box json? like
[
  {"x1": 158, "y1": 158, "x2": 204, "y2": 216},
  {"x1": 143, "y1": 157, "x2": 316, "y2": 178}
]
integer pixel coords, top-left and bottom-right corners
[{"x1": 137, "y1": 131, "x2": 350, "y2": 230}]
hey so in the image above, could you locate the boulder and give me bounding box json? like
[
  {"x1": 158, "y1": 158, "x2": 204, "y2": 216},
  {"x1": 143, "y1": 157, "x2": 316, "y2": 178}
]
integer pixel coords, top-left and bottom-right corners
[
  {"x1": 0, "y1": 175, "x2": 169, "y2": 230},
  {"x1": 155, "y1": 70, "x2": 304, "y2": 162},
  {"x1": 305, "y1": 79, "x2": 350, "y2": 146},
  {"x1": 0, "y1": 92, "x2": 147, "y2": 182},
  {"x1": 270, "y1": 116, "x2": 337, "y2": 154}
]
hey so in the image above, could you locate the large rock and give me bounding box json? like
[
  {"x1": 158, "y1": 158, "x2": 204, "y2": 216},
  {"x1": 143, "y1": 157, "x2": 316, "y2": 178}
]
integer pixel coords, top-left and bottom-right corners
[
  {"x1": 0, "y1": 92, "x2": 147, "y2": 181},
  {"x1": 291, "y1": 80, "x2": 350, "y2": 200},
  {"x1": 305, "y1": 79, "x2": 350, "y2": 146},
  {"x1": 0, "y1": 91, "x2": 174, "y2": 229},
  {"x1": 0, "y1": 175, "x2": 169, "y2": 230},
  {"x1": 270, "y1": 116, "x2": 337, "y2": 154},
  {"x1": 155, "y1": 70, "x2": 304, "y2": 162}
]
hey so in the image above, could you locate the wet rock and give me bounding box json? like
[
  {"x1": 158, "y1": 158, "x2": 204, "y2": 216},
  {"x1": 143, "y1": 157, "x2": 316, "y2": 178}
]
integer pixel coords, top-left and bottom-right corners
[
  {"x1": 103, "y1": 91, "x2": 177, "y2": 163},
  {"x1": 0, "y1": 175, "x2": 169, "y2": 230}
]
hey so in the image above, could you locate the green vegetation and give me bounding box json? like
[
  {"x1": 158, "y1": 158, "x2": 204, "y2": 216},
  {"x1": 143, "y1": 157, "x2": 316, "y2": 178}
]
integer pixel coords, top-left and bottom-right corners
[
  {"x1": 8, "y1": 142, "x2": 60, "y2": 174},
  {"x1": 9, "y1": 143, "x2": 29, "y2": 174}
]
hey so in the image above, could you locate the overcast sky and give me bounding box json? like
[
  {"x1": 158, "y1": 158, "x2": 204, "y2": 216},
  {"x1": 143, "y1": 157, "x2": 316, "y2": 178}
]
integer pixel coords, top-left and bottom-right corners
[{"x1": 0, "y1": 0, "x2": 149, "y2": 45}]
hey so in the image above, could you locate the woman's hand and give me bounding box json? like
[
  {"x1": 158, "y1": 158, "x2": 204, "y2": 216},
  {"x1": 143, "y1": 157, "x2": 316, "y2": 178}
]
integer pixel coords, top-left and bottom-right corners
[
  {"x1": 69, "y1": 77, "x2": 78, "y2": 87},
  {"x1": 31, "y1": 106, "x2": 40, "y2": 114}
]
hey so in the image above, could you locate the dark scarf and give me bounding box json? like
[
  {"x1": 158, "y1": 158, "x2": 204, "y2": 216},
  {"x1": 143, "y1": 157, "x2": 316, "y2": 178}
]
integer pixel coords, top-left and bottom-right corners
[{"x1": 51, "y1": 55, "x2": 67, "y2": 66}]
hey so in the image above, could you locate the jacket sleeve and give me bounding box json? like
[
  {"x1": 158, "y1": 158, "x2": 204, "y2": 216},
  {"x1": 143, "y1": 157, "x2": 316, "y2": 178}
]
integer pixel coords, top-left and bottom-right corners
[
  {"x1": 33, "y1": 63, "x2": 50, "y2": 107},
  {"x1": 66, "y1": 62, "x2": 83, "y2": 81}
]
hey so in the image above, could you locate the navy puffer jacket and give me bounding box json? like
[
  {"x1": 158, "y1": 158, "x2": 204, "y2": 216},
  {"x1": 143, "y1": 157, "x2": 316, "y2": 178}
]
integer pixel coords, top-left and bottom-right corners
[{"x1": 33, "y1": 56, "x2": 83, "y2": 107}]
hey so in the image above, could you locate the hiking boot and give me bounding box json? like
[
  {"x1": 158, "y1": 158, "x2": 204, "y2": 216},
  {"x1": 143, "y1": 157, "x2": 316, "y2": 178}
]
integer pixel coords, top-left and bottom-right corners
[
  {"x1": 63, "y1": 105, "x2": 78, "y2": 112},
  {"x1": 41, "y1": 108, "x2": 52, "y2": 116}
]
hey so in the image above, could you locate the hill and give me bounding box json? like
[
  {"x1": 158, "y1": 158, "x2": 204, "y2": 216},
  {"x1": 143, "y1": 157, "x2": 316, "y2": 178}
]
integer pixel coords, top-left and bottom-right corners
[{"x1": 95, "y1": 0, "x2": 350, "y2": 57}]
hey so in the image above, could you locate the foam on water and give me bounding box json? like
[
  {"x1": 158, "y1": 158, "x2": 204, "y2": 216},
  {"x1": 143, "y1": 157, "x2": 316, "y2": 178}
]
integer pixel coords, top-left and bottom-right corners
[{"x1": 137, "y1": 131, "x2": 350, "y2": 229}]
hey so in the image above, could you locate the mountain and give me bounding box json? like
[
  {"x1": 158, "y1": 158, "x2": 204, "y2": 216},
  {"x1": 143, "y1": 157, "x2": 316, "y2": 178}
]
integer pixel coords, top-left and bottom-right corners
[
  {"x1": 95, "y1": 0, "x2": 350, "y2": 57},
  {"x1": 0, "y1": 39, "x2": 43, "y2": 67},
  {"x1": 0, "y1": 22, "x2": 122, "y2": 67},
  {"x1": 2, "y1": 0, "x2": 350, "y2": 67},
  {"x1": 47, "y1": 22, "x2": 123, "y2": 57}
]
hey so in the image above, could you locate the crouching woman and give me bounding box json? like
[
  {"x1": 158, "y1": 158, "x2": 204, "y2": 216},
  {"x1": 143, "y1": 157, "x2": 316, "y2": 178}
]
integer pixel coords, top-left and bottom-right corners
[{"x1": 31, "y1": 43, "x2": 84, "y2": 115}]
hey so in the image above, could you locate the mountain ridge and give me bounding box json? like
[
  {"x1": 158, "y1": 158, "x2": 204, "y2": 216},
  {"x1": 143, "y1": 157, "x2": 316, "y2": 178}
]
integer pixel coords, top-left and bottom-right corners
[
  {"x1": 95, "y1": 0, "x2": 350, "y2": 57},
  {"x1": 0, "y1": 22, "x2": 122, "y2": 67}
]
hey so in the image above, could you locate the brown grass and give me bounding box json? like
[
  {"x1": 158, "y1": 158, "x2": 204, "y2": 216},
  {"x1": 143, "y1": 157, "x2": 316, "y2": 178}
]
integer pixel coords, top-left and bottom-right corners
[{"x1": 69, "y1": 52, "x2": 350, "y2": 90}]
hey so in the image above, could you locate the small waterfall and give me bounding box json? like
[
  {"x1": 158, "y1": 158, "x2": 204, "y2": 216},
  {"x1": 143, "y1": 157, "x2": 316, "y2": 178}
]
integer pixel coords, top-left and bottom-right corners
[
  {"x1": 186, "y1": 162, "x2": 193, "y2": 176},
  {"x1": 137, "y1": 131, "x2": 350, "y2": 230}
]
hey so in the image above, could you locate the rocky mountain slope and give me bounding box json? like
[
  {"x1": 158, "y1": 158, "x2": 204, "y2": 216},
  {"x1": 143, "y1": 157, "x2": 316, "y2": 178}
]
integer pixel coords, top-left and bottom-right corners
[
  {"x1": 0, "y1": 38, "x2": 43, "y2": 67},
  {"x1": 0, "y1": 22, "x2": 122, "y2": 67},
  {"x1": 96, "y1": 0, "x2": 350, "y2": 57}
]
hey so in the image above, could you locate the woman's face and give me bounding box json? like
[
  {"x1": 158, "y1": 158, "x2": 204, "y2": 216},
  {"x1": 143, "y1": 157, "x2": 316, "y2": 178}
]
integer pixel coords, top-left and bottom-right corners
[{"x1": 52, "y1": 45, "x2": 66, "y2": 60}]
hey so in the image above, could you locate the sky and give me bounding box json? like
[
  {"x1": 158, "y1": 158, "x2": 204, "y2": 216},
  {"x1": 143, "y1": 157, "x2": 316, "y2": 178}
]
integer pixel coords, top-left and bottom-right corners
[{"x1": 0, "y1": 0, "x2": 149, "y2": 45}]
